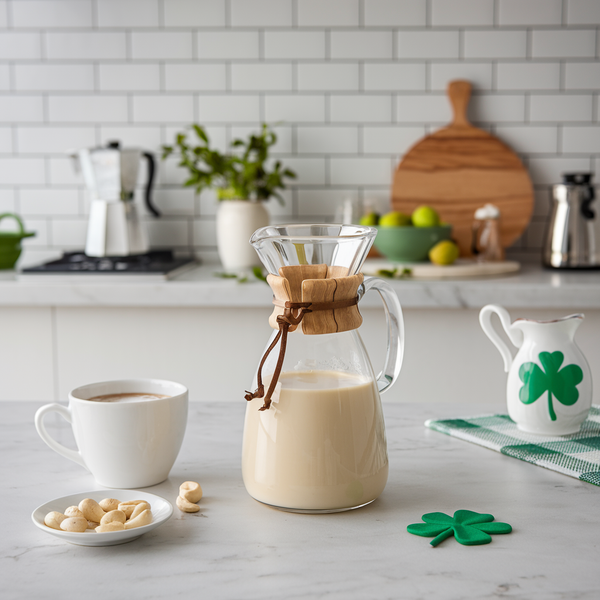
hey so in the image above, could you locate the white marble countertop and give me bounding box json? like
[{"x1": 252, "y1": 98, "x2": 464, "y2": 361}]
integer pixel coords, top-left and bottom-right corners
[
  {"x1": 1, "y1": 262, "x2": 600, "y2": 309},
  {"x1": 3, "y1": 401, "x2": 599, "y2": 599}
]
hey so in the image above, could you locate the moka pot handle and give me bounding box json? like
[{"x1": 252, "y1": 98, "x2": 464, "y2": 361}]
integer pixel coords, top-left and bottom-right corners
[{"x1": 142, "y1": 152, "x2": 160, "y2": 217}]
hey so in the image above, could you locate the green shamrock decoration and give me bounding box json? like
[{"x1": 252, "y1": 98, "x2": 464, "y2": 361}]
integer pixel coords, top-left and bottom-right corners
[
  {"x1": 518, "y1": 351, "x2": 583, "y2": 421},
  {"x1": 407, "y1": 510, "x2": 512, "y2": 547}
]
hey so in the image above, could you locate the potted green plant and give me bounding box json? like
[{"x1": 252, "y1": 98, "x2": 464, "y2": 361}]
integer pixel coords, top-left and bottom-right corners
[{"x1": 162, "y1": 124, "x2": 296, "y2": 271}]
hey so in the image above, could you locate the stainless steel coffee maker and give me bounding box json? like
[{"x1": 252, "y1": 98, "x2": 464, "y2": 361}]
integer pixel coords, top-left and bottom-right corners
[
  {"x1": 543, "y1": 173, "x2": 599, "y2": 269},
  {"x1": 73, "y1": 141, "x2": 160, "y2": 257}
]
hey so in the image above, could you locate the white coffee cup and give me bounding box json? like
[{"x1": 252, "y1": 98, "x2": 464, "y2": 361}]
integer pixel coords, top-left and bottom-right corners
[{"x1": 35, "y1": 379, "x2": 188, "y2": 488}]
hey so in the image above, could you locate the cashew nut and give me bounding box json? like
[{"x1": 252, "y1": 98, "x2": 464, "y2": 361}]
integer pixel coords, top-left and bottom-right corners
[
  {"x1": 60, "y1": 517, "x2": 88, "y2": 532},
  {"x1": 99, "y1": 498, "x2": 120, "y2": 512},
  {"x1": 44, "y1": 511, "x2": 67, "y2": 530},
  {"x1": 100, "y1": 510, "x2": 127, "y2": 525},
  {"x1": 129, "y1": 502, "x2": 151, "y2": 521},
  {"x1": 64, "y1": 506, "x2": 84, "y2": 518},
  {"x1": 180, "y1": 481, "x2": 203, "y2": 504},
  {"x1": 124, "y1": 509, "x2": 152, "y2": 530},
  {"x1": 118, "y1": 500, "x2": 146, "y2": 518},
  {"x1": 87, "y1": 521, "x2": 99, "y2": 529},
  {"x1": 176, "y1": 495, "x2": 200, "y2": 513},
  {"x1": 96, "y1": 521, "x2": 125, "y2": 533},
  {"x1": 78, "y1": 498, "x2": 105, "y2": 523}
]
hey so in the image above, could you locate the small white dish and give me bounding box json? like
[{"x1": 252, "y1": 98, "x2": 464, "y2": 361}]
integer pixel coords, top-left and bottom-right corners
[{"x1": 32, "y1": 489, "x2": 173, "y2": 546}]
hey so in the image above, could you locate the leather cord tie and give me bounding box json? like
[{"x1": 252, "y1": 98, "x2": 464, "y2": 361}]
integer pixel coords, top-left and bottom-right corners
[{"x1": 245, "y1": 296, "x2": 359, "y2": 411}]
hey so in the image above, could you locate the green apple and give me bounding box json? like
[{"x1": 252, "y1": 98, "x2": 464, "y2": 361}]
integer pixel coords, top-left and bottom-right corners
[
  {"x1": 412, "y1": 206, "x2": 441, "y2": 228},
  {"x1": 379, "y1": 211, "x2": 412, "y2": 227},
  {"x1": 359, "y1": 212, "x2": 379, "y2": 226}
]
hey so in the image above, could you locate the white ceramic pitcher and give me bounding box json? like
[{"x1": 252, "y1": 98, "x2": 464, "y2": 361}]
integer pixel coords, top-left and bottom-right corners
[{"x1": 480, "y1": 305, "x2": 592, "y2": 435}]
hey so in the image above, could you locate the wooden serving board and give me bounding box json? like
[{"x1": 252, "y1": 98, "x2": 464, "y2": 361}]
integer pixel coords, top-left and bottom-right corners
[
  {"x1": 392, "y1": 80, "x2": 534, "y2": 257},
  {"x1": 363, "y1": 258, "x2": 521, "y2": 279}
]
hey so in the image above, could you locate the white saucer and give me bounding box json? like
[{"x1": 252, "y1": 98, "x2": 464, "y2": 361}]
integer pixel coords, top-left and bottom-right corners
[{"x1": 32, "y1": 489, "x2": 173, "y2": 546}]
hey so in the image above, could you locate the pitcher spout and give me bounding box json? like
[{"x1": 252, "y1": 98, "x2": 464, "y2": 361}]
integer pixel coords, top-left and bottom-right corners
[{"x1": 513, "y1": 314, "x2": 584, "y2": 340}]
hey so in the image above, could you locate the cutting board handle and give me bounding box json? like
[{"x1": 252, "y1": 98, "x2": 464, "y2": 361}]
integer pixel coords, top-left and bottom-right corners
[{"x1": 448, "y1": 80, "x2": 472, "y2": 127}]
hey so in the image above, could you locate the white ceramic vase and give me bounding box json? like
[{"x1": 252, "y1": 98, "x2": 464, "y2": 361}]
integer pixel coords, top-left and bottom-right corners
[{"x1": 216, "y1": 200, "x2": 269, "y2": 271}]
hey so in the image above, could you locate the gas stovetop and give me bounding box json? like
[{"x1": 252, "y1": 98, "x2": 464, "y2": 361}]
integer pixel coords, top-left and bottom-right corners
[{"x1": 20, "y1": 250, "x2": 196, "y2": 281}]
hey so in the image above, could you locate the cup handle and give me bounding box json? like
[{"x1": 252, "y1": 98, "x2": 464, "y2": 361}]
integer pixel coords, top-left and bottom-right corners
[
  {"x1": 479, "y1": 304, "x2": 522, "y2": 373},
  {"x1": 359, "y1": 277, "x2": 404, "y2": 394},
  {"x1": 34, "y1": 404, "x2": 87, "y2": 470}
]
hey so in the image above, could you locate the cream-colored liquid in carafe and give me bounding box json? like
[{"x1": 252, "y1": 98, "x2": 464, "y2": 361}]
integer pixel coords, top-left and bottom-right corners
[{"x1": 242, "y1": 370, "x2": 388, "y2": 511}]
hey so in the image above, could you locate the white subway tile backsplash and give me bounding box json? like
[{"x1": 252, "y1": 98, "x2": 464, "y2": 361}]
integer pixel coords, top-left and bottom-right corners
[
  {"x1": 364, "y1": 63, "x2": 425, "y2": 91},
  {"x1": 532, "y1": 30, "x2": 596, "y2": 58},
  {"x1": 0, "y1": 65, "x2": 9, "y2": 91},
  {"x1": 330, "y1": 32, "x2": 393, "y2": 60},
  {"x1": 397, "y1": 31, "x2": 459, "y2": 59},
  {"x1": 0, "y1": 96, "x2": 44, "y2": 122},
  {"x1": 97, "y1": 0, "x2": 159, "y2": 27},
  {"x1": 330, "y1": 95, "x2": 392, "y2": 123},
  {"x1": 430, "y1": 62, "x2": 493, "y2": 91},
  {"x1": 565, "y1": 63, "x2": 600, "y2": 90},
  {"x1": 464, "y1": 30, "x2": 527, "y2": 59},
  {"x1": 297, "y1": 126, "x2": 358, "y2": 154},
  {"x1": 0, "y1": 190, "x2": 16, "y2": 213},
  {"x1": 566, "y1": 0, "x2": 600, "y2": 25},
  {"x1": 46, "y1": 32, "x2": 127, "y2": 60},
  {"x1": 196, "y1": 31, "x2": 260, "y2": 60},
  {"x1": 469, "y1": 94, "x2": 525, "y2": 123},
  {"x1": 0, "y1": 158, "x2": 45, "y2": 185},
  {"x1": 496, "y1": 63, "x2": 561, "y2": 91},
  {"x1": 495, "y1": 126, "x2": 558, "y2": 153},
  {"x1": 20, "y1": 189, "x2": 79, "y2": 216},
  {"x1": 529, "y1": 94, "x2": 593, "y2": 122},
  {"x1": 231, "y1": 0, "x2": 292, "y2": 27},
  {"x1": 15, "y1": 64, "x2": 95, "y2": 92},
  {"x1": 231, "y1": 63, "x2": 293, "y2": 91},
  {"x1": 265, "y1": 95, "x2": 325, "y2": 122},
  {"x1": 528, "y1": 157, "x2": 592, "y2": 184},
  {"x1": 199, "y1": 94, "x2": 261, "y2": 122},
  {"x1": 297, "y1": 189, "x2": 358, "y2": 217},
  {"x1": 330, "y1": 158, "x2": 391, "y2": 185},
  {"x1": 396, "y1": 95, "x2": 451, "y2": 123},
  {"x1": 0, "y1": 32, "x2": 41, "y2": 59},
  {"x1": 280, "y1": 157, "x2": 326, "y2": 184},
  {"x1": 297, "y1": 63, "x2": 359, "y2": 91},
  {"x1": 48, "y1": 95, "x2": 129, "y2": 123},
  {"x1": 562, "y1": 126, "x2": 600, "y2": 153},
  {"x1": 193, "y1": 218, "x2": 217, "y2": 246},
  {"x1": 153, "y1": 189, "x2": 195, "y2": 216},
  {"x1": 431, "y1": 0, "x2": 494, "y2": 26},
  {"x1": 17, "y1": 126, "x2": 96, "y2": 154},
  {"x1": 364, "y1": 0, "x2": 426, "y2": 26},
  {"x1": 132, "y1": 95, "x2": 194, "y2": 123},
  {"x1": 100, "y1": 126, "x2": 162, "y2": 150},
  {"x1": 0, "y1": 126, "x2": 11, "y2": 153},
  {"x1": 297, "y1": 0, "x2": 359, "y2": 27},
  {"x1": 163, "y1": 0, "x2": 226, "y2": 27},
  {"x1": 132, "y1": 32, "x2": 193, "y2": 60},
  {"x1": 12, "y1": 0, "x2": 93, "y2": 28},
  {"x1": 147, "y1": 219, "x2": 190, "y2": 247},
  {"x1": 48, "y1": 157, "x2": 80, "y2": 185},
  {"x1": 0, "y1": 1, "x2": 7, "y2": 28},
  {"x1": 363, "y1": 126, "x2": 425, "y2": 154},
  {"x1": 498, "y1": 0, "x2": 563, "y2": 26},
  {"x1": 264, "y1": 31, "x2": 326, "y2": 60},
  {"x1": 22, "y1": 220, "x2": 49, "y2": 246},
  {"x1": 99, "y1": 64, "x2": 160, "y2": 91},
  {"x1": 165, "y1": 64, "x2": 227, "y2": 91},
  {"x1": 50, "y1": 218, "x2": 88, "y2": 247}
]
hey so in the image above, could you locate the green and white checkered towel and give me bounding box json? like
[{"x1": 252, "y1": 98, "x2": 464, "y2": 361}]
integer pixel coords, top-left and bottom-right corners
[{"x1": 426, "y1": 405, "x2": 600, "y2": 487}]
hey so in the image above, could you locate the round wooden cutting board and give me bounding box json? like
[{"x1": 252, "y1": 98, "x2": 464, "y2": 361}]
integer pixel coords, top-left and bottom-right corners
[{"x1": 392, "y1": 80, "x2": 534, "y2": 256}]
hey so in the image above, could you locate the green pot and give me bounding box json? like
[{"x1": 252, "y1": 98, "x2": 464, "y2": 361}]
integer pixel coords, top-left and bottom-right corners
[
  {"x1": 373, "y1": 224, "x2": 452, "y2": 263},
  {"x1": 0, "y1": 213, "x2": 35, "y2": 270}
]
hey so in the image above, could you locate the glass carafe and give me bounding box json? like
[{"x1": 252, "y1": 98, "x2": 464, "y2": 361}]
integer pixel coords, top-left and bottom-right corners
[{"x1": 242, "y1": 224, "x2": 404, "y2": 513}]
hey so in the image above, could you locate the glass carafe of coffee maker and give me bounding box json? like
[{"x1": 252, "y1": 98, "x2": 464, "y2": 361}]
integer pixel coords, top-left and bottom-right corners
[{"x1": 242, "y1": 224, "x2": 404, "y2": 513}]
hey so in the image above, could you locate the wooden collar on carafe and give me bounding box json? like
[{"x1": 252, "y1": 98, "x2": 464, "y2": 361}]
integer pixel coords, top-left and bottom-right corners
[{"x1": 245, "y1": 265, "x2": 364, "y2": 411}]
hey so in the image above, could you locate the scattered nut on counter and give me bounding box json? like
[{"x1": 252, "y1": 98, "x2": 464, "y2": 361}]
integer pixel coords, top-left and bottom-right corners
[
  {"x1": 176, "y1": 481, "x2": 202, "y2": 513},
  {"x1": 44, "y1": 498, "x2": 153, "y2": 534}
]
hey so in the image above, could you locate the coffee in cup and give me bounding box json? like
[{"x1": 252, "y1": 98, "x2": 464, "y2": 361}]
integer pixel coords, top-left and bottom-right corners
[{"x1": 35, "y1": 379, "x2": 188, "y2": 488}]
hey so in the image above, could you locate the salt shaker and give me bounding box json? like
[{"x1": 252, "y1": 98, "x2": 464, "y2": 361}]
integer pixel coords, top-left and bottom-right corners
[{"x1": 472, "y1": 203, "x2": 504, "y2": 262}]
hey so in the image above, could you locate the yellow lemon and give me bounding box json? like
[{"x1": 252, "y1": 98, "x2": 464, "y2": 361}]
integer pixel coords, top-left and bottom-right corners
[{"x1": 429, "y1": 240, "x2": 459, "y2": 265}]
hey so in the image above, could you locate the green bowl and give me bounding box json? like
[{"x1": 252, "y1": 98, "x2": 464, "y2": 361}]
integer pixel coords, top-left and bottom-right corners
[
  {"x1": 373, "y1": 225, "x2": 452, "y2": 263},
  {"x1": 0, "y1": 213, "x2": 35, "y2": 270}
]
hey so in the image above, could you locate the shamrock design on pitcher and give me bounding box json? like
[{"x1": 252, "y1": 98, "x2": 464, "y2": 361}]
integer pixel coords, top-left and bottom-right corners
[{"x1": 518, "y1": 351, "x2": 584, "y2": 421}]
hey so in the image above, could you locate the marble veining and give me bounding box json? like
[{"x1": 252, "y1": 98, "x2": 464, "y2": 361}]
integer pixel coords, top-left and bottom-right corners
[{"x1": 2, "y1": 401, "x2": 599, "y2": 600}]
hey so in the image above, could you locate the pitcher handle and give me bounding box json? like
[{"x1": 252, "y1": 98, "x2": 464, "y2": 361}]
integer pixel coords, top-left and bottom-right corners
[
  {"x1": 34, "y1": 404, "x2": 87, "y2": 470},
  {"x1": 479, "y1": 304, "x2": 522, "y2": 373},
  {"x1": 359, "y1": 277, "x2": 404, "y2": 394}
]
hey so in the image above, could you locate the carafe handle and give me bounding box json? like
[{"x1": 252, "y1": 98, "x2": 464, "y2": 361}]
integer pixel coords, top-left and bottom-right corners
[
  {"x1": 479, "y1": 304, "x2": 523, "y2": 373},
  {"x1": 360, "y1": 277, "x2": 404, "y2": 394}
]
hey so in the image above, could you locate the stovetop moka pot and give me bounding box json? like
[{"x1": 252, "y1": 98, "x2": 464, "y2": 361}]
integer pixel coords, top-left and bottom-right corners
[{"x1": 543, "y1": 173, "x2": 599, "y2": 269}]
